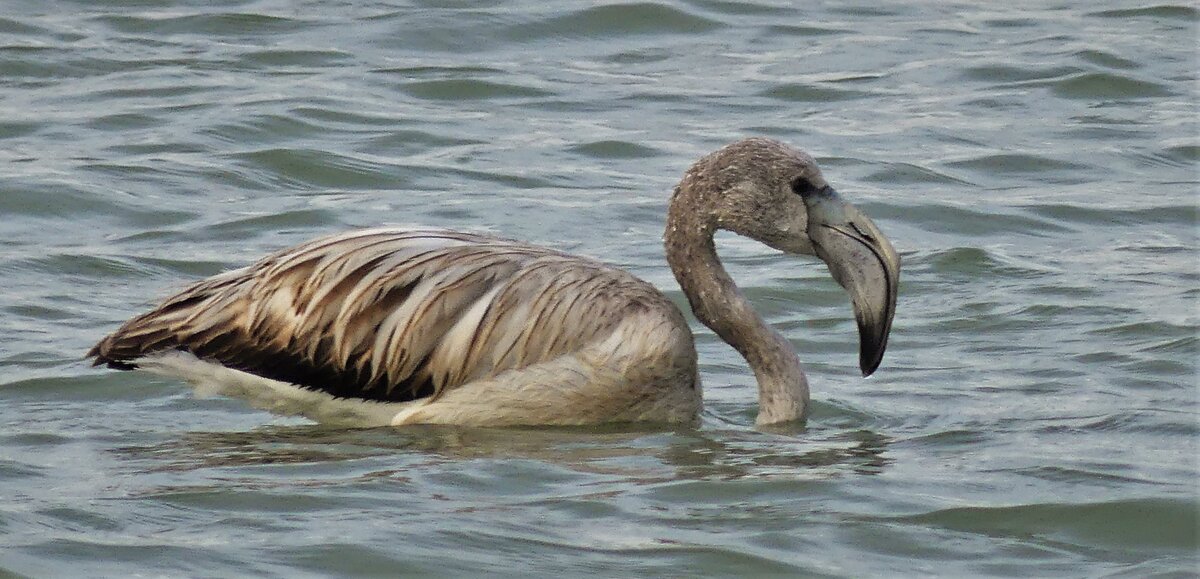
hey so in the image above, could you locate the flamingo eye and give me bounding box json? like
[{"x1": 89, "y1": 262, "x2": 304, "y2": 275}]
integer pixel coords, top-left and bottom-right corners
[{"x1": 790, "y1": 176, "x2": 818, "y2": 197}]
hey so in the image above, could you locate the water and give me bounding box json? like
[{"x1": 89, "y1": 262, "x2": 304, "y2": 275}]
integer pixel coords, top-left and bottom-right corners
[{"x1": 1, "y1": 1, "x2": 1197, "y2": 576}]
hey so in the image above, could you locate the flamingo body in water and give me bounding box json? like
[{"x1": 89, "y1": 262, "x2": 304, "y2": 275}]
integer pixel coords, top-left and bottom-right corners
[{"x1": 89, "y1": 138, "x2": 900, "y2": 427}]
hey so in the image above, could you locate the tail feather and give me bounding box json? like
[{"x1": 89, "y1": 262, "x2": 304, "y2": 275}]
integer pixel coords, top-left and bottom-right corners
[
  {"x1": 89, "y1": 320, "x2": 183, "y2": 370},
  {"x1": 87, "y1": 276, "x2": 244, "y2": 370}
]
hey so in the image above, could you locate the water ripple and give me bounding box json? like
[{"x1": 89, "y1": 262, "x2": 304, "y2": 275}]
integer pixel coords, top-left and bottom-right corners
[
  {"x1": 758, "y1": 83, "x2": 870, "y2": 102},
  {"x1": 509, "y1": 3, "x2": 723, "y2": 39},
  {"x1": 398, "y1": 79, "x2": 554, "y2": 101},
  {"x1": 1089, "y1": 5, "x2": 1199, "y2": 20},
  {"x1": 946, "y1": 153, "x2": 1092, "y2": 175},
  {"x1": 93, "y1": 12, "x2": 315, "y2": 37},
  {"x1": 569, "y1": 140, "x2": 665, "y2": 159},
  {"x1": 894, "y1": 499, "x2": 1198, "y2": 551},
  {"x1": 1042, "y1": 72, "x2": 1173, "y2": 99},
  {"x1": 226, "y1": 148, "x2": 410, "y2": 190}
]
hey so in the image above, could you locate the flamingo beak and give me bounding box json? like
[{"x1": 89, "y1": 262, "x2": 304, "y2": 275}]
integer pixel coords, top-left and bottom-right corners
[{"x1": 802, "y1": 186, "x2": 900, "y2": 376}]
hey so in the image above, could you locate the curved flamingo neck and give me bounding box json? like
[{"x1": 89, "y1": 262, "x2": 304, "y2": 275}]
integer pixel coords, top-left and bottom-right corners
[{"x1": 665, "y1": 183, "x2": 809, "y2": 425}]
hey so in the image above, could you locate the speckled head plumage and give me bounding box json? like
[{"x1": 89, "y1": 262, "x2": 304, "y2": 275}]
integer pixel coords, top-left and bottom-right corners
[
  {"x1": 666, "y1": 137, "x2": 900, "y2": 382},
  {"x1": 669, "y1": 137, "x2": 827, "y2": 255}
]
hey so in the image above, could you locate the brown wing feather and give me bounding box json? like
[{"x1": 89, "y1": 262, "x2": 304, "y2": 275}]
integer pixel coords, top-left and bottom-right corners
[{"x1": 89, "y1": 228, "x2": 673, "y2": 403}]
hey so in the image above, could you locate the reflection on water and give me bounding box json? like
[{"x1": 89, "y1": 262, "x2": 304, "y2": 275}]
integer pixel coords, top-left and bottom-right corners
[{"x1": 115, "y1": 422, "x2": 892, "y2": 485}]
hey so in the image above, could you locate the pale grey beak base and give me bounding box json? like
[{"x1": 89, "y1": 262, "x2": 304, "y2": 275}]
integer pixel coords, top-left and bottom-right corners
[{"x1": 802, "y1": 187, "x2": 901, "y2": 376}]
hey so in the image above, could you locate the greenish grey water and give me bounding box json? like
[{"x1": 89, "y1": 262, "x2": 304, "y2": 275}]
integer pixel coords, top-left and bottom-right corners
[{"x1": 1, "y1": 1, "x2": 1196, "y2": 576}]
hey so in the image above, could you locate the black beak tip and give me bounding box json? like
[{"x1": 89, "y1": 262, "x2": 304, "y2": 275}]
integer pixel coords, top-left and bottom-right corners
[
  {"x1": 859, "y1": 354, "x2": 881, "y2": 377},
  {"x1": 857, "y1": 325, "x2": 888, "y2": 377}
]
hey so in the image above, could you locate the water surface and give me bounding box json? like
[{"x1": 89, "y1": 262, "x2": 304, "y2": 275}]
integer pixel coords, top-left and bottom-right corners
[{"x1": 1, "y1": 1, "x2": 1197, "y2": 576}]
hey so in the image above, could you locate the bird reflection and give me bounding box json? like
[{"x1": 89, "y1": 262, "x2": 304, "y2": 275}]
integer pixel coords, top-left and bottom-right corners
[{"x1": 115, "y1": 416, "x2": 893, "y2": 487}]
